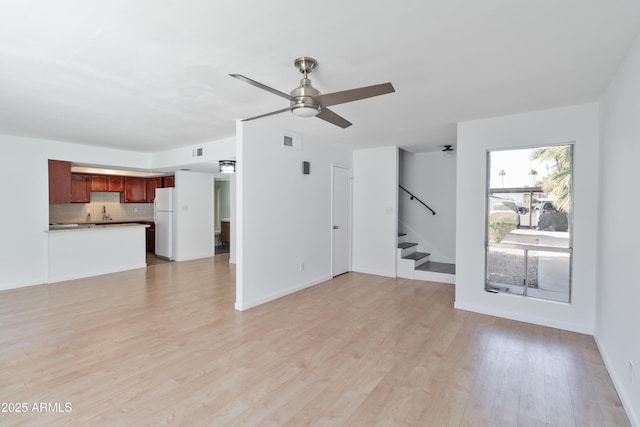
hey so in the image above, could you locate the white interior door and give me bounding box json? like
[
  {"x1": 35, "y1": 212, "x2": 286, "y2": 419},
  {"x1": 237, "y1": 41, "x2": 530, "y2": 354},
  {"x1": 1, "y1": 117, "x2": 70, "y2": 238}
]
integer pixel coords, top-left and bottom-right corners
[{"x1": 332, "y1": 165, "x2": 351, "y2": 276}]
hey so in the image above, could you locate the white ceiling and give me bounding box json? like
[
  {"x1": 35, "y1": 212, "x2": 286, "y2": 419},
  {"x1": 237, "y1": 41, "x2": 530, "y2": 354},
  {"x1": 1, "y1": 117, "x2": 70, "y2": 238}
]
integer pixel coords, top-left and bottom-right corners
[{"x1": 1, "y1": 1, "x2": 639, "y2": 154}]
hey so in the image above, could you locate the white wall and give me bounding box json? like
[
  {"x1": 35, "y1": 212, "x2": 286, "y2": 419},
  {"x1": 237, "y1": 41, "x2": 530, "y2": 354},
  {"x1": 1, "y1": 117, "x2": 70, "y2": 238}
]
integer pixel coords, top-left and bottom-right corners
[
  {"x1": 456, "y1": 104, "x2": 599, "y2": 334},
  {"x1": 0, "y1": 134, "x2": 149, "y2": 291},
  {"x1": 399, "y1": 149, "x2": 456, "y2": 263},
  {"x1": 174, "y1": 170, "x2": 215, "y2": 261},
  {"x1": 352, "y1": 146, "x2": 398, "y2": 277},
  {"x1": 235, "y1": 120, "x2": 351, "y2": 310},
  {"x1": 151, "y1": 137, "x2": 235, "y2": 171},
  {"x1": 597, "y1": 33, "x2": 640, "y2": 426}
]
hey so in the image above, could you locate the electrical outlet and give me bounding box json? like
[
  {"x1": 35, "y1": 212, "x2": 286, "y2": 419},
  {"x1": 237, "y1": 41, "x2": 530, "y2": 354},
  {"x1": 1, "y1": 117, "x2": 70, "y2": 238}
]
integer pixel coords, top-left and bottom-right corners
[{"x1": 630, "y1": 360, "x2": 635, "y2": 384}]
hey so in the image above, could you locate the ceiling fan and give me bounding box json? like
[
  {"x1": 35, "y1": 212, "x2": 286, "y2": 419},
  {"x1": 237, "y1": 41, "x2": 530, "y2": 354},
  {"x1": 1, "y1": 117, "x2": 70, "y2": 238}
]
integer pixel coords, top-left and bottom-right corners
[{"x1": 230, "y1": 57, "x2": 395, "y2": 129}]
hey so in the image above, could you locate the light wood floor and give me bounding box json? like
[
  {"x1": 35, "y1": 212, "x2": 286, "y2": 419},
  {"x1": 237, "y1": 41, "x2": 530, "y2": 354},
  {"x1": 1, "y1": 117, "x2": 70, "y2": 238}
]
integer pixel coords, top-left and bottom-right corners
[{"x1": 0, "y1": 255, "x2": 630, "y2": 426}]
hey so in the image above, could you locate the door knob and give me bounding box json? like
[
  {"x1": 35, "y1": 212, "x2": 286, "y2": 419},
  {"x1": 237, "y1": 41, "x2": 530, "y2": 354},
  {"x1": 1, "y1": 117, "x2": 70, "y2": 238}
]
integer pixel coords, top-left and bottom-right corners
[{"x1": 333, "y1": 225, "x2": 340, "y2": 229}]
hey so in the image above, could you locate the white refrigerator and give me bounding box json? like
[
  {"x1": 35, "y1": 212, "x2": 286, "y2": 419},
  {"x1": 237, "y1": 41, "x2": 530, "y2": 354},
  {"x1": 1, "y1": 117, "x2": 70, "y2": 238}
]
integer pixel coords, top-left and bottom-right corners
[{"x1": 154, "y1": 187, "x2": 174, "y2": 260}]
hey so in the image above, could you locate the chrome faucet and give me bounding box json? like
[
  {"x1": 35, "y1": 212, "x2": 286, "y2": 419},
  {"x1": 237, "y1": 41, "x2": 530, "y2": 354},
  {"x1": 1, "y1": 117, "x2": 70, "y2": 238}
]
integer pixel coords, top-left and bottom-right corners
[{"x1": 102, "y1": 205, "x2": 110, "y2": 221}]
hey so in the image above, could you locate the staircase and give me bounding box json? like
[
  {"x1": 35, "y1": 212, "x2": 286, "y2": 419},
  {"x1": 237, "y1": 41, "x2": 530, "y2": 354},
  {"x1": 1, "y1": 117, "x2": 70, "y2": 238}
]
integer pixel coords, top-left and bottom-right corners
[{"x1": 397, "y1": 233, "x2": 456, "y2": 284}]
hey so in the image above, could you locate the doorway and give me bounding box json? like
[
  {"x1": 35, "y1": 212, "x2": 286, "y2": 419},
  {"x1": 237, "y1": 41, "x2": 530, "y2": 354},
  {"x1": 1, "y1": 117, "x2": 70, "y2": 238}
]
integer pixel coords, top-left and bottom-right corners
[
  {"x1": 332, "y1": 165, "x2": 351, "y2": 276},
  {"x1": 214, "y1": 177, "x2": 231, "y2": 255}
]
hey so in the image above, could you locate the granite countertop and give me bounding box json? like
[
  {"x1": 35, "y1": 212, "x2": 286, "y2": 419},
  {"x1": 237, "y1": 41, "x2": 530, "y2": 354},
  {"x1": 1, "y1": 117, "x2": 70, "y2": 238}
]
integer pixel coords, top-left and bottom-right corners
[{"x1": 47, "y1": 221, "x2": 152, "y2": 232}]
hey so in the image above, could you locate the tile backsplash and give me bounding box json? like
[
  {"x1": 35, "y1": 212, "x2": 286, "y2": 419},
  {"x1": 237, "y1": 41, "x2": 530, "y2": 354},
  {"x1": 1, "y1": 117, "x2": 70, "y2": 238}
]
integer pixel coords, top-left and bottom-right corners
[{"x1": 49, "y1": 192, "x2": 154, "y2": 223}]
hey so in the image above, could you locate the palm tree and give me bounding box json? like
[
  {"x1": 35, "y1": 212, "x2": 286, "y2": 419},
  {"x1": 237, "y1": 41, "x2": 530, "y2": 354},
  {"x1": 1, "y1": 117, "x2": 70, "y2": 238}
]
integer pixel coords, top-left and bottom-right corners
[
  {"x1": 499, "y1": 169, "x2": 506, "y2": 187},
  {"x1": 528, "y1": 169, "x2": 538, "y2": 186},
  {"x1": 531, "y1": 145, "x2": 572, "y2": 212}
]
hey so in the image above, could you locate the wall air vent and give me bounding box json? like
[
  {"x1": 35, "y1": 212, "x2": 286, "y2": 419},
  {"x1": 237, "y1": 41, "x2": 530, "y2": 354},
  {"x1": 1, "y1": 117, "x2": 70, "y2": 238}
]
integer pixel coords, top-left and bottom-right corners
[
  {"x1": 192, "y1": 147, "x2": 203, "y2": 157},
  {"x1": 283, "y1": 135, "x2": 293, "y2": 147}
]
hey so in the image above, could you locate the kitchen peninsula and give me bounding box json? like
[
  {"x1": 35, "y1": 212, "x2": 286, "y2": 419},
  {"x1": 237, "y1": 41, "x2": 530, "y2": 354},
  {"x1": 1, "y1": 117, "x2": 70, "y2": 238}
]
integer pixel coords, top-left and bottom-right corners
[
  {"x1": 46, "y1": 223, "x2": 149, "y2": 283},
  {"x1": 46, "y1": 159, "x2": 178, "y2": 282}
]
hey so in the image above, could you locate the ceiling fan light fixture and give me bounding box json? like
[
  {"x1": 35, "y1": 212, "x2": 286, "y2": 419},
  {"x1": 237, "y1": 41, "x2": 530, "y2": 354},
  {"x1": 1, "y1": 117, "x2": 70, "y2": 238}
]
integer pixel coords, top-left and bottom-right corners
[
  {"x1": 442, "y1": 145, "x2": 454, "y2": 158},
  {"x1": 219, "y1": 160, "x2": 236, "y2": 173},
  {"x1": 291, "y1": 103, "x2": 320, "y2": 118}
]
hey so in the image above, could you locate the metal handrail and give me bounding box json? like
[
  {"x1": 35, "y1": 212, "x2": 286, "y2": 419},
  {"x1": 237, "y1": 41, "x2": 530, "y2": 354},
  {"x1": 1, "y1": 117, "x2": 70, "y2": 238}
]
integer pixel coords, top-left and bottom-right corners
[{"x1": 399, "y1": 185, "x2": 435, "y2": 215}]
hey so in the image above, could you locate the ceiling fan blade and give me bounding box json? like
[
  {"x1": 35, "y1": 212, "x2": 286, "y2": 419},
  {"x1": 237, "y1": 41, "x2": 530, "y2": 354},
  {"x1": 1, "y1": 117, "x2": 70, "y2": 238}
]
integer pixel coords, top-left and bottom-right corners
[
  {"x1": 241, "y1": 107, "x2": 291, "y2": 122},
  {"x1": 229, "y1": 74, "x2": 292, "y2": 100},
  {"x1": 316, "y1": 107, "x2": 352, "y2": 128},
  {"x1": 315, "y1": 82, "x2": 395, "y2": 107}
]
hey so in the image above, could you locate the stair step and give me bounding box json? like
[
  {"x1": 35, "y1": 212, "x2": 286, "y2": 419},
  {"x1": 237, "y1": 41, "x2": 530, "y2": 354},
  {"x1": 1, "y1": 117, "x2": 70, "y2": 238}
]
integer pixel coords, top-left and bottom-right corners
[
  {"x1": 398, "y1": 242, "x2": 417, "y2": 249},
  {"x1": 402, "y1": 251, "x2": 430, "y2": 261},
  {"x1": 415, "y1": 261, "x2": 455, "y2": 274}
]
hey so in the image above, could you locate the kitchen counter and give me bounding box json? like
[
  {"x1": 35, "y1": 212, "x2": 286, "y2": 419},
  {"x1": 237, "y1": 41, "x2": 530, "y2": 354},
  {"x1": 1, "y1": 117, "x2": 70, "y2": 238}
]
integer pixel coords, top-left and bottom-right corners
[
  {"x1": 47, "y1": 222, "x2": 150, "y2": 232},
  {"x1": 47, "y1": 222, "x2": 148, "y2": 282}
]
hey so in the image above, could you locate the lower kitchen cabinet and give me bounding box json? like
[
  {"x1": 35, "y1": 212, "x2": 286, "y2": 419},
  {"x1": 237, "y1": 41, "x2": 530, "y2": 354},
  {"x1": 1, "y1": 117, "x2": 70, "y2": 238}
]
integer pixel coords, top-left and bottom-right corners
[{"x1": 145, "y1": 222, "x2": 155, "y2": 253}]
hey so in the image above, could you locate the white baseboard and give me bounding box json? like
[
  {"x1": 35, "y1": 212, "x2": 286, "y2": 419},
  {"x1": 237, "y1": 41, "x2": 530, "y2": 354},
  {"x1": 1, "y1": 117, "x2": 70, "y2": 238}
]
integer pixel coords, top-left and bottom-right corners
[
  {"x1": 414, "y1": 270, "x2": 455, "y2": 284},
  {"x1": 453, "y1": 301, "x2": 593, "y2": 335},
  {"x1": 0, "y1": 276, "x2": 49, "y2": 292},
  {"x1": 48, "y1": 263, "x2": 147, "y2": 284},
  {"x1": 351, "y1": 266, "x2": 397, "y2": 278},
  {"x1": 594, "y1": 333, "x2": 639, "y2": 427},
  {"x1": 235, "y1": 275, "x2": 332, "y2": 311}
]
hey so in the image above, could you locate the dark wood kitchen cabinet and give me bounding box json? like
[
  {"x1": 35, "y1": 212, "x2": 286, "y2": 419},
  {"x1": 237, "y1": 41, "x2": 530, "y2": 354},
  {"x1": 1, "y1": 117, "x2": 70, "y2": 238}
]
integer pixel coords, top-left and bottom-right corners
[
  {"x1": 221, "y1": 220, "x2": 230, "y2": 246},
  {"x1": 108, "y1": 176, "x2": 124, "y2": 192},
  {"x1": 91, "y1": 175, "x2": 125, "y2": 192},
  {"x1": 48, "y1": 159, "x2": 71, "y2": 204},
  {"x1": 90, "y1": 175, "x2": 108, "y2": 191},
  {"x1": 145, "y1": 222, "x2": 155, "y2": 253},
  {"x1": 146, "y1": 177, "x2": 163, "y2": 202},
  {"x1": 121, "y1": 177, "x2": 147, "y2": 203},
  {"x1": 163, "y1": 175, "x2": 175, "y2": 187},
  {"x1": 70, "y1": 174, "x2": 91, "y2": 203}
]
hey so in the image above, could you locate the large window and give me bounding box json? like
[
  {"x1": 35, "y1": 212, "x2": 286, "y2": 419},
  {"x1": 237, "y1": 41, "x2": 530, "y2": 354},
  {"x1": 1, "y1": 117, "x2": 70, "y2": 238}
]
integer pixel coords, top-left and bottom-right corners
[{"x1": 485, "y1": 144, "x2": 573, "y2": 302}]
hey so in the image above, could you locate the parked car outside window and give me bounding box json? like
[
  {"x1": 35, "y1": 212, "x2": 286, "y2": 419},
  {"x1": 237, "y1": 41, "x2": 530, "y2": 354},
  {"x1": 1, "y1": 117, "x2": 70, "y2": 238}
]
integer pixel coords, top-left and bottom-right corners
[{"x1": 536, "y1": 201, "x2": 568, "y2": 231}]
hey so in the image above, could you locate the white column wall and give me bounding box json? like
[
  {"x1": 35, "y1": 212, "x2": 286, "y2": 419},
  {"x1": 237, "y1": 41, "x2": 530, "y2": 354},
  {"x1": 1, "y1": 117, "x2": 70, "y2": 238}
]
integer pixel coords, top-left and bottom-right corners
[
  {"x1": 235, "y1": 120, "x2": 351, "y2": 310},
  {"x1": 597, "y1": 32, "x2": 640, "y2": 426},
  {"x1": 456, "y1": 103, "x2": 599, "y2": 334},
  {"x1": 351, "y1": 146, "x2": 398, "y2": 277}
]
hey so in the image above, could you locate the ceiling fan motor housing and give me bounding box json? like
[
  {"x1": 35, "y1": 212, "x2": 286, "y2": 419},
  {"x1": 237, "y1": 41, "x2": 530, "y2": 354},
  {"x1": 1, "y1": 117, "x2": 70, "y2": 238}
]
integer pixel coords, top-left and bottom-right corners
[{"x1": 290, "y1": 77, "x2": 321, "y2": 117}]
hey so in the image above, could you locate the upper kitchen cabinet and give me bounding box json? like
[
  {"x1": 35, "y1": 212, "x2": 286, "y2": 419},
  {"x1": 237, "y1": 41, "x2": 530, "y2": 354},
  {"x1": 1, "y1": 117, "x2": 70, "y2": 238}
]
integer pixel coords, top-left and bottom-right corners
[
  {"x1": 147, "y1": 177, "x2": 163, "y2": 202},
  {"x1": 121, "y1": 177, "x2": 147, "y2": 203},
  {"x1": 90, "y1": 175, "x2": 108, "y2": 192},
  {"x1": 49, "y1": 159, "x2": 71, "y2": 204},
  {"x1": 70, "y1": 174, "x2": 91, "y2": 203},
  {"x1": 163, "y1": 175, "x2": 175, "y2": 187},
  {"x1": 109, "y1": 176, "x2": 125, "y2": 192},
  {"x1": 91, "y1": 175, "x2": 124, "y2": 192}
]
